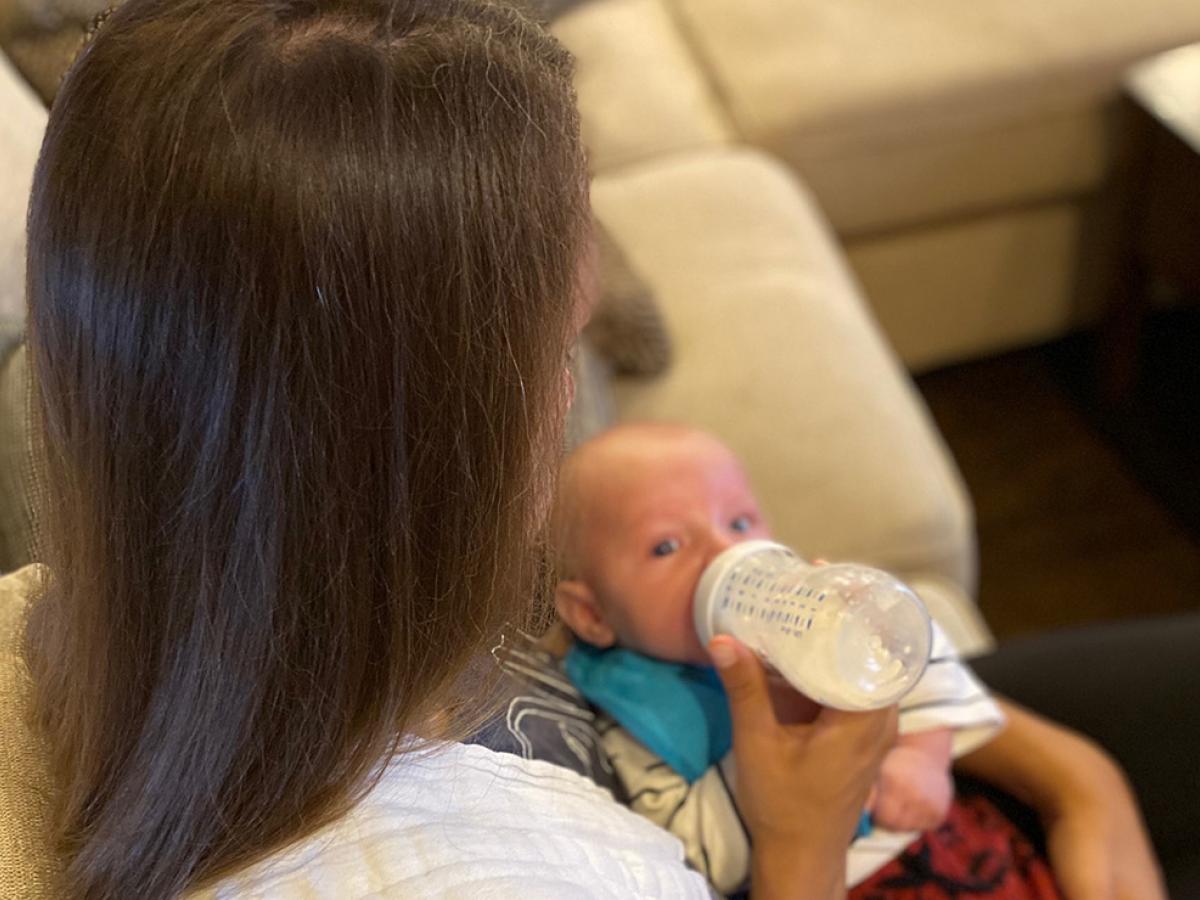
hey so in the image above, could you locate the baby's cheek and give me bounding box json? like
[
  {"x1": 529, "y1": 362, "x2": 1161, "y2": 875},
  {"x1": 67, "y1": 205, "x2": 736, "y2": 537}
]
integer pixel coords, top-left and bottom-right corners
[
  {"x1": 673, "y1": 605, "x2": 712, "y2": 664},
  {"x1": 660, "y1": 603, "x2": 699, "y2": 659},
  {"x1": 629, "y1": 601, "x2": 704, "y2": 664}
]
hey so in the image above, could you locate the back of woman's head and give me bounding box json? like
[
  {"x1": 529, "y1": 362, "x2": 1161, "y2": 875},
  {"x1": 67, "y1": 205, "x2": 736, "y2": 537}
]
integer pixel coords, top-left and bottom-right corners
[{"x1": 24, "y1": 1, "x2": 587, "y2": 895}]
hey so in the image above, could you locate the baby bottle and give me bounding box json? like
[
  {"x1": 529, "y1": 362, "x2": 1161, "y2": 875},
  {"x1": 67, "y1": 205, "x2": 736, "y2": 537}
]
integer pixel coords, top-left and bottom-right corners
[{"x1": 693, "y1": 540, "x2": 931, "y2": 710}]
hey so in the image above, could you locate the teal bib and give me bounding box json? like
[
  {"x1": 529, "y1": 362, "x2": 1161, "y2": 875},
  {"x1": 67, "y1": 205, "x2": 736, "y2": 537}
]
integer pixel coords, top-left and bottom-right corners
[
  {"x1": 564, "y1": 642, "x2": 732, "y2": 784},
  {"x1": 563, "y1": 642, "x2": 874, "y2": 838}
]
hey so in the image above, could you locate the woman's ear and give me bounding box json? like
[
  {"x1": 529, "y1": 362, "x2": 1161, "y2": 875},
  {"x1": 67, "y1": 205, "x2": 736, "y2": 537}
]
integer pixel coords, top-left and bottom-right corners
[{"x1": 554, "y1": 579, "x2": 615, "y2": 648}]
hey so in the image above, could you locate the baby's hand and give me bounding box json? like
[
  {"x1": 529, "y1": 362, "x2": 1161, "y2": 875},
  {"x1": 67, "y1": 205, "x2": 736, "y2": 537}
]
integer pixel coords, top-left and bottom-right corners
[{"x1": 868, "y1": 736, "x2": 954, "y2": 832}]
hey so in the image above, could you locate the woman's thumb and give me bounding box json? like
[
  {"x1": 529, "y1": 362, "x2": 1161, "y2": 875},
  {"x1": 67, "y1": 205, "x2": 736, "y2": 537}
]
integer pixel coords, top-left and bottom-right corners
[{"x1": 709, "y1": 636, "x2": 776, "y2": 738}]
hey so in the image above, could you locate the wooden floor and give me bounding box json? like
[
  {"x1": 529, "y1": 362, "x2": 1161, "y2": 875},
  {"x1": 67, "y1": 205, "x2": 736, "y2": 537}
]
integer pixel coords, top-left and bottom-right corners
[{"x1": 915, "y1": 309, "x2": 1200, "y2": 640}]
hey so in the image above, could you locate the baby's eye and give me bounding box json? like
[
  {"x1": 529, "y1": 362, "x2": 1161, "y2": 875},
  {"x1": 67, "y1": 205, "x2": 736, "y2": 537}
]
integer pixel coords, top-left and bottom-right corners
[
  {"x1": 651, "y1": 538, "x2": 680, "y2": 558},
  {"x1": 730, "y1": 515, "x2": 754, "y2": 533}
]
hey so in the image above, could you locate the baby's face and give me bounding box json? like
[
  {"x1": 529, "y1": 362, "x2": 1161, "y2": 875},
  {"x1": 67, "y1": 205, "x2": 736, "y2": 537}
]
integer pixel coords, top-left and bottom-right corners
[{"x1": 578, "y1": 432, "x2": 771, "y2": 664}]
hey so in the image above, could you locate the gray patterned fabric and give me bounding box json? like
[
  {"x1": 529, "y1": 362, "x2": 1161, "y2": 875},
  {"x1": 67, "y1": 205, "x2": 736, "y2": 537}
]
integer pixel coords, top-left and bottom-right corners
[{"x1": 471, "y1": 628, "x2": 624, "y2": 799}]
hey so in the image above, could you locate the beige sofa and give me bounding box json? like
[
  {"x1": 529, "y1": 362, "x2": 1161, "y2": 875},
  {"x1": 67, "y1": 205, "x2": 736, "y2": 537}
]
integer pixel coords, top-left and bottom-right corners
[
  {"x1": 546, "y1": 6, "x2": 995, "y2": 650},
  {"x1": 587, "y1": 148, "x2": 988, "y2": 650},
  {"x1": 540, "y1": 0, "x2": 1200, "y2": 653},
  {"x1": 0, "y1": 2, "x2": 992, "y2": 652},
  {"x1": 555, "y1": 0, "x2": 1200, "y2": 370}
]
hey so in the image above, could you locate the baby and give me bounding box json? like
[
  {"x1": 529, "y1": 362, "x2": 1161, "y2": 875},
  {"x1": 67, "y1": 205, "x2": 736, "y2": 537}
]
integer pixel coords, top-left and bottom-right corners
[{"x1": 551, "y1": 422, "x2": 1013, "y2": 895}]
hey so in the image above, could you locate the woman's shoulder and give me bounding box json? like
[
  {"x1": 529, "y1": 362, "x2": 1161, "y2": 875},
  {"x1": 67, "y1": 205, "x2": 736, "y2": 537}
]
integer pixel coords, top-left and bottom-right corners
[
  {"x1": 200, "y1": 741, "x2": 715, "y2": 899},
  {"x1": 0, "y1": 564, "x2": 45, "y2": 636},
  {"x1": 0, "y1": 564, "x2": 60, "y2": 900},
  {"x1": 0, "y1": 564, "x2": 47, "y2": 697}
]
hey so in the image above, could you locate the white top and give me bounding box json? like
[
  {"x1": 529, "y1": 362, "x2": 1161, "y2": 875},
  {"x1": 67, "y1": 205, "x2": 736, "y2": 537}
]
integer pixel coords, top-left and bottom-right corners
[
  {"x1": 1, "y1": 567, "x2": 712, "y2": 898},
  {"x1": 197, "y1": 741, "x2": 715, "y2": 899}
]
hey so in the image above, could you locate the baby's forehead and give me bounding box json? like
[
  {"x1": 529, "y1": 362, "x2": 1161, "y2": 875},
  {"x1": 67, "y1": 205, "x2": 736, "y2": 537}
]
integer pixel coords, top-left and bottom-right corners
[
  {"x1": 574, "y1": 428, "x2": 748, "y2": 510},
  {"x1": 579, "y1": 428, "x2": 719, "y2": 478},
  {"x1": 599, "y1": 425, "x2": 731, "y2": 463}
]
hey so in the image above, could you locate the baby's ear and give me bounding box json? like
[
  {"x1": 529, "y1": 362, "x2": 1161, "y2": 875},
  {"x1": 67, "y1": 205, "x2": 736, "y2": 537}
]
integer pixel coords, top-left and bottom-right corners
[{"x1": 554, "y1": 579, "x2": 615, "y2": 648}]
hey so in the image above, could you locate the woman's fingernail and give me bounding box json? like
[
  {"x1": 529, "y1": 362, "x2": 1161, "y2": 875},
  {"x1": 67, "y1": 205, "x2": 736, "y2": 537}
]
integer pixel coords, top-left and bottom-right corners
[{"x1": 709, "y1": 640, "x2": 737, "y2": 669}]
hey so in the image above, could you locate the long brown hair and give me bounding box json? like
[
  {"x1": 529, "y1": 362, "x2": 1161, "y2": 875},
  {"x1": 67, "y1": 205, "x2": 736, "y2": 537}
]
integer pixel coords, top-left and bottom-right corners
[{"x1": 22, "y1": 0, "x2": 587, "y2": 895}]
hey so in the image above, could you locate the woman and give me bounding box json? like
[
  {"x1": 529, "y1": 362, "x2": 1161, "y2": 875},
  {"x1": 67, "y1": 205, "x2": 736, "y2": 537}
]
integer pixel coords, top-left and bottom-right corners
[{"x1": 1, "y1": 0, "x2": 892, "y2": 896}]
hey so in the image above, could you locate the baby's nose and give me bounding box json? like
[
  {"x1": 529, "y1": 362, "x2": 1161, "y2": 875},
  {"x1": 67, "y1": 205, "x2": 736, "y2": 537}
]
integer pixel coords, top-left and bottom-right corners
[{"x1": 701, "y1": 529, "x2": 737, "y2": 565}]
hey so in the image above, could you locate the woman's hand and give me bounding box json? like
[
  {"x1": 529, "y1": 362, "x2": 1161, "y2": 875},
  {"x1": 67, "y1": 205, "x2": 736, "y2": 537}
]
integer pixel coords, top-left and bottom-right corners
[
  {"x1": 956, "y1": 699, "x2": 1165, "y2": 900},
  {"x1": 709, "y1": 636, "x2": 897, "y2": 900}
]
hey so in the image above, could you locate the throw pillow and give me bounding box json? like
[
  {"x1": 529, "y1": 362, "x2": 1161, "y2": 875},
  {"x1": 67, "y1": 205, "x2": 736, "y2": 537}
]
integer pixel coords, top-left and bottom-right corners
[
  {"x1": 3, "y1": 22, "x2": 84, "y2": 104},
  {"x1": 527, "y1": 0, "x2": 596, "y2": 23},
  {"x1": 587, "y1": 220, "x2": 672, "y2": 377}
]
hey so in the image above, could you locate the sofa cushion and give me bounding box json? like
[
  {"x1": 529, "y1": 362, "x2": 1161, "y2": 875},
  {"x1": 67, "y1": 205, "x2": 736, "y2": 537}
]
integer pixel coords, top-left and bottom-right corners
[
  {"x1": 0, "y1": 53, "x2": 46, "y2": 321},
  {"x1": 552, "y1": 0, "x2": 732, "y2": 173},
  {"x1": 846, "y1": 200, "x2": 1098, "y2": 371},
  {"x1": 591, "y1": 147, "x2": 990, "y2": 648},
  {"x1": 670, "y1": 0, "x2": 1200, "y2": 235}
]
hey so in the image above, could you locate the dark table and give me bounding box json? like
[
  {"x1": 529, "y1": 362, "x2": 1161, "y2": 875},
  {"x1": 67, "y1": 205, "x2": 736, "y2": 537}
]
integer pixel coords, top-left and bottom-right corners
[{"x1": 1103, "y1": 44, "x2": 1200, "y2": 408}]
